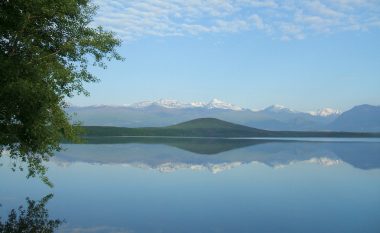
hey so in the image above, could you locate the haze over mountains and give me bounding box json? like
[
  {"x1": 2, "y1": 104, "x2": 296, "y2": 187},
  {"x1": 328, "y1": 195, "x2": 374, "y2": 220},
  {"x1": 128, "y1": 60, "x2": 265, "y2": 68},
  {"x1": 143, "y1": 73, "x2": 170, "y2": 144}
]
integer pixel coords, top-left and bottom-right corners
[{"x1": 68, "y1": 99, "x2": 380, "y2": 132}]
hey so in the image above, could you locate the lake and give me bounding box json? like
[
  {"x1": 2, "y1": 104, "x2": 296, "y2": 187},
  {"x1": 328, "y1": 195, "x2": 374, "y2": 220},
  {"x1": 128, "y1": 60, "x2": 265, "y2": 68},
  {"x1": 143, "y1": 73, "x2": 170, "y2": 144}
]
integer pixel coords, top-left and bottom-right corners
[{"x1": 1, "y1": 138, "x2": 380, "y2": 233}]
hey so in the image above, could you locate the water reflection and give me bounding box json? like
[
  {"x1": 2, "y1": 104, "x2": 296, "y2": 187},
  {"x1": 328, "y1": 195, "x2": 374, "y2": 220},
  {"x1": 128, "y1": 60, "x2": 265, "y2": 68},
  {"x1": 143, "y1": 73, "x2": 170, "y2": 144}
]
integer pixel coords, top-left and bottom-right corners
[
  {"x1": 57, "y1": 138, "x2": 380, "y2": 172},
  {"x1": 1, "y1": 138, "x2": 380, "y2": 233},
  {"x1": 0, "y1": 194, "x2": 62, "y2": 233}
]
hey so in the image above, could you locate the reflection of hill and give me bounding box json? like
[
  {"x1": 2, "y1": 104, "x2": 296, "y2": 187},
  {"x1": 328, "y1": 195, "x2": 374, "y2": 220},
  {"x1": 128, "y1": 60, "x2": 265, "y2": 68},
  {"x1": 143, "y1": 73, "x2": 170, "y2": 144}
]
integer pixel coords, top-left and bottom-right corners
[
  {"x1": 58, "y1": 138, "x2": 380, "y2": 171},
  {"x1": 82, "y1": 137, "x2": 274, "y2": 154}
]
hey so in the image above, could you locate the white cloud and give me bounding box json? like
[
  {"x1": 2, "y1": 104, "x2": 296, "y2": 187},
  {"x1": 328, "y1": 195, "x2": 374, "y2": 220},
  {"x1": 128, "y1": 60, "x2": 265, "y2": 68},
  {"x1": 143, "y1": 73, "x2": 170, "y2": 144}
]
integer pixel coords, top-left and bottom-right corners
[
  {"x1": 279, "y1": 22, "x2": 305, "y2": 40},
  {"x1": 306, "y1": 1, "x2": 343, "y2": 17},
  {"x1": 241, "y1": 0, "x2": 279, "y2": 8},
  {"x1": 249, "y1": 14, "x2": 267, "y2": 30},
  {"x1": 93, "y1": 0, "x2": 380, "y2": 40}
]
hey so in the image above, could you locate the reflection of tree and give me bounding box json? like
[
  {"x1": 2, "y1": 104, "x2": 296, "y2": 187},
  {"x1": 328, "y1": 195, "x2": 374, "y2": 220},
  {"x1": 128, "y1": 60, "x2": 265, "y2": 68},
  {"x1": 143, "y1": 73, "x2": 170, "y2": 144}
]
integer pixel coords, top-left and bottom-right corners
[
  {"x1": 0, "y1": 148, "x2": 53, "y2": 187},
  {"x1": 0, "y1": 194, "x2": 62, "y2": 233}
]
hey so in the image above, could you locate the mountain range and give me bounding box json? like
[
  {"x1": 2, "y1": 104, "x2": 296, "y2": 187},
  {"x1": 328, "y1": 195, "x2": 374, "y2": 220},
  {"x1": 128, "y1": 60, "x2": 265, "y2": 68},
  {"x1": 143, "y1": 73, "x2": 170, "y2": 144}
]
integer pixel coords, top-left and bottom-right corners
[{"x1": 68, "y1": 99, "x2": 380, "y2": 132}]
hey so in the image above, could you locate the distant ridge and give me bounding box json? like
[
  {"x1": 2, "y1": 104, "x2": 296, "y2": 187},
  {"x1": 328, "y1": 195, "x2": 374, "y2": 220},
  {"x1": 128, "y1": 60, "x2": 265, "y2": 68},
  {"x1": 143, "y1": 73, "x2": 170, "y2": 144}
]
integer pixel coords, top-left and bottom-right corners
[
  {"x1": 83, "y1": 118, "x2": 380, "y2": 138},
  {"x1": 329, "y1": 104, "x2": 380, "y2": 132}
]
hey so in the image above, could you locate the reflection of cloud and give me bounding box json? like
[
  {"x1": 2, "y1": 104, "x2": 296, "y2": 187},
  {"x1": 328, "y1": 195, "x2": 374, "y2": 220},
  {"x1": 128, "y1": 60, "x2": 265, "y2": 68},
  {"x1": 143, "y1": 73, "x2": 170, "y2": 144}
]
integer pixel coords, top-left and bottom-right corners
[
  {"x1": 93, "y1": 0, "x2": 380, "y2": 40},
  {"x1": 60, "y1": 225, "x2": 134, "y2": 233}
]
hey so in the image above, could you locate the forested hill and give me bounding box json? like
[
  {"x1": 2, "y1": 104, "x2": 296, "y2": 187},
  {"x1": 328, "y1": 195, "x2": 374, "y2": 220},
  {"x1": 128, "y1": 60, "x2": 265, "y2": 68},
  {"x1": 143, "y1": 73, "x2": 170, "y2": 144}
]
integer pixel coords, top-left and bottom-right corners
[{"x1": 82, "y1": 118, "x2": 380, "y2": 138}]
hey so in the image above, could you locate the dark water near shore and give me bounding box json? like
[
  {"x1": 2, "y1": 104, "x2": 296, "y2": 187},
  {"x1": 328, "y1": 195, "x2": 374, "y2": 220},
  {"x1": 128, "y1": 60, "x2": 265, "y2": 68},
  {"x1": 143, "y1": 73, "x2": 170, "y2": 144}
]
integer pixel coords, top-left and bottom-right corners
[{"x1": 1, "y1": 138, "x2": 380, "y2": 233}]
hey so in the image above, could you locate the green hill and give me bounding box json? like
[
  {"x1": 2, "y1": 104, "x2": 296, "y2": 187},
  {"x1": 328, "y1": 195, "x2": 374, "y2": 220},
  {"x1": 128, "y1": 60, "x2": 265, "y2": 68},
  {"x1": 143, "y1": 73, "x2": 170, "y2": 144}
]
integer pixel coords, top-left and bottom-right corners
[
  {"x1": 82, "y1": 118, "x2": 380, "y2": 138},
  {"x1": 168, "y1": 118, "x2": 257, "y2": 130}
]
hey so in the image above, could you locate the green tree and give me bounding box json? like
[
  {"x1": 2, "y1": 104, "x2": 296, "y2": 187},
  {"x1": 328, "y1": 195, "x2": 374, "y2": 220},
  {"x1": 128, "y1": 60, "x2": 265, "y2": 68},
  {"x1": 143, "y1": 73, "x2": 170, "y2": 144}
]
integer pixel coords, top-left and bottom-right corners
[{"x1": 0, "y1": 0, "x2": 123, "y2": 185}]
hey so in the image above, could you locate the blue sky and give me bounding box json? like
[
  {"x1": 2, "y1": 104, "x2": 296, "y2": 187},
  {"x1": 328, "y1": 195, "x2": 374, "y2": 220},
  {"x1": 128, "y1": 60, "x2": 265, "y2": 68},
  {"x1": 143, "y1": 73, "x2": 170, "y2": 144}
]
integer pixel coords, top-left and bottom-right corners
[{"x1": 71, "y1": 0, "x2": 380, "y2": 111}]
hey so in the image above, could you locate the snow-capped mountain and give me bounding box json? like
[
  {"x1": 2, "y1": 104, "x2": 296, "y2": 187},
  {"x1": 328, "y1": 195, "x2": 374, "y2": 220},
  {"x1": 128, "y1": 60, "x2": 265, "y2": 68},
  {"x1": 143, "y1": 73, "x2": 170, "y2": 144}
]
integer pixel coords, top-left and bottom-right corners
[
  {"x1": 262, "y1": 104, "x2": 298, "y2": 113},
  {"x1": 127, "y1": 98, "x2": 242, "y2": 111},
  {"x1": 129, "y1": 99, "x2": 186, "y2": 109},
  {"x1": 77, "y1": 99, "x2": 340, "y2": 117},
  {"x1": 205, "y1": 98, "x2": 243, "y2": 111},
  {"x1": 309, "y1": 108, "x2": 342, "y2": 117},
  {"x1": 66, "y1": 100, "x2": 380, "y2": 132}
]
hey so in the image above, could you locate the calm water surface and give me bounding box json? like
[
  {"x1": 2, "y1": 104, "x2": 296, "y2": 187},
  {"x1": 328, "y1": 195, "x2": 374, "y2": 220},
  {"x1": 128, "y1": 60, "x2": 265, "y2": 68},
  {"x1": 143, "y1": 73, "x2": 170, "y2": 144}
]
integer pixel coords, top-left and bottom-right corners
[{"x1": 1, "y1": 138, "x2": 380, "y2": 233}]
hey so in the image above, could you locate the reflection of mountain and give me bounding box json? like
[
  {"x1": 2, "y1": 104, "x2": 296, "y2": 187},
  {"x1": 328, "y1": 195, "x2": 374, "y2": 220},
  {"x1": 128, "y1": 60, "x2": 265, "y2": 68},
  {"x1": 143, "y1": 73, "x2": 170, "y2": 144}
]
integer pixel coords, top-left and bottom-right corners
[{"x1": 56, "y1": 139, "x2": 380, "y2": 172}]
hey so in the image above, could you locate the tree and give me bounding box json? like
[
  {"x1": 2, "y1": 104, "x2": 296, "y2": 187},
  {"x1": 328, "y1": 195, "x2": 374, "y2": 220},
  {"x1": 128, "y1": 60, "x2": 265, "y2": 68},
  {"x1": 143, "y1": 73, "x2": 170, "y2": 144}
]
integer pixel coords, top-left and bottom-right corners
[{"x1": 0, "y1": 0, "x2": 123, "y2": 185}]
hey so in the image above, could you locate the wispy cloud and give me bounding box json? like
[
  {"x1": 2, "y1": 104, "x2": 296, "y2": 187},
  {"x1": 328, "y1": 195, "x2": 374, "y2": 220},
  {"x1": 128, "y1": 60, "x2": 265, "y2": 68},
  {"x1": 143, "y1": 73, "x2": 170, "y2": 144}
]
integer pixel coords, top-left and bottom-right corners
[{"x1": 93, "y1": 0, "x2": 380, "y2": 40}]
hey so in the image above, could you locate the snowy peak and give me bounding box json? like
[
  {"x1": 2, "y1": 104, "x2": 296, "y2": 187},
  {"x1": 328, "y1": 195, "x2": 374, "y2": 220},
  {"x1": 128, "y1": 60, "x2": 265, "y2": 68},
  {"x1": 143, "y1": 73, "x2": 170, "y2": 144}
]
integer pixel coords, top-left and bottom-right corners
[
  {"x1": 205, "y1": 98, "x2": 243, "y2": 111},
  {"x1": 263, "y1": 105, "x2": 340, "y2": 116},
  {"x1": 263, "y1": 104, "x2": 297, "y2": 113},
  {"x1": 128, "y1": 98, "x2": 243, "y2": 111},
  {"x1": 129, "y1": 100, "x2": 155, "y2": 108},
  {"x1": 153, "y1": 99, "x2": 185, "y2": 108},
  {"x1": 79, "y1": 100, "x2": 343, "y2": 118},
  {"x1": 189, "y1": 101, "x2": 206, "y2": 108},
  {"x1": 309, "y1": 108, "x2": 342, "y2": 117},
  {"x1": 129, "y1": 99, "x2": 187, "y2": 109}
]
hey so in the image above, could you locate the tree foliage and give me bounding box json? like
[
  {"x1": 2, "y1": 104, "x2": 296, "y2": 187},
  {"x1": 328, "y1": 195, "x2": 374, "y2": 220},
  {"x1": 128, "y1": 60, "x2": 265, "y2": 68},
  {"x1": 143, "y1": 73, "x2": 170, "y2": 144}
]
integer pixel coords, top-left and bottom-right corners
[{"x1": 0, "y1": 0, "x2": 123, "y2": 184}]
